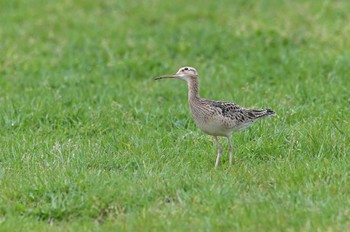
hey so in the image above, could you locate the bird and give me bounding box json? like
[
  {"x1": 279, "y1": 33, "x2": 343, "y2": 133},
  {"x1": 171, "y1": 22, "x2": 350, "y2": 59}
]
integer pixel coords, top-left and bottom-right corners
[{"x1": 155, "y1": 66, "x2": 275, "y2": 169}]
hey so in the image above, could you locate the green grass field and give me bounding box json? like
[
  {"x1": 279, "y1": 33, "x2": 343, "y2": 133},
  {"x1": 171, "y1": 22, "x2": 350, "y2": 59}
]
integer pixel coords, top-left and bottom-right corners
[{"x1": 1, "y1": 0, "x2": 350, "y2": 231}]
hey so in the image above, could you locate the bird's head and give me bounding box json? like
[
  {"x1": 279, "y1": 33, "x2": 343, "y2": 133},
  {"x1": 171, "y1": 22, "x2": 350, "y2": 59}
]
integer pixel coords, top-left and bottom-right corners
[{"x1": 155, "y1": 66, "x2": 198, "y2": 82}]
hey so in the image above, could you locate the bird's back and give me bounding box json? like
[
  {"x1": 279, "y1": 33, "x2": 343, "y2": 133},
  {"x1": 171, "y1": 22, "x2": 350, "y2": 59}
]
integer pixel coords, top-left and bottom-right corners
[{"x1": 189, "y1": 98, "x2": 275, "y2": 137}]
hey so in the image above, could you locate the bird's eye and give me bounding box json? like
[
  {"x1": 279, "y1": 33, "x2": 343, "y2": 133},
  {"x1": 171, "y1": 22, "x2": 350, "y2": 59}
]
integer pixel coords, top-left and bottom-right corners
[{"x1": 183, "y1": 67, "x2": 189, "y2": 71}]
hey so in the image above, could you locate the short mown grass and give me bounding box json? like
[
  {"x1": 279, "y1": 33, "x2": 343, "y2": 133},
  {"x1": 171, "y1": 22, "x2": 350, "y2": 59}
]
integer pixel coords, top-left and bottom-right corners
[{"x1": 1, "y1": 0, "x2": 350, "y2": 231}]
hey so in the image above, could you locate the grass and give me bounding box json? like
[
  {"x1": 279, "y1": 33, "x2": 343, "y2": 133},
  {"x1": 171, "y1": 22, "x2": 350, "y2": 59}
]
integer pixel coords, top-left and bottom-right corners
[{"x1": 0, "y1": 0, "x2": 350, "y2": 231}]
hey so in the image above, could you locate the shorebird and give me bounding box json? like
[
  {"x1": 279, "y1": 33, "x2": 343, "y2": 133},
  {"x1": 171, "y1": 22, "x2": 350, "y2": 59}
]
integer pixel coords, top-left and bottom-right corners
[{"x1": 155, "y1": 67, "x2": 275, "y2": 169}]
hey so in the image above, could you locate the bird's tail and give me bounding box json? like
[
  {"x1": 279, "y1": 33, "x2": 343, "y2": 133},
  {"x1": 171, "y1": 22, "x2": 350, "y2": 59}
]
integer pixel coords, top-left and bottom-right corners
[
  {"x1": 249, "y1": 108, "x2": 276, "y2": 119},
  {"x1": 264, "y1": 108, "x2": 275, "y2": 116}
]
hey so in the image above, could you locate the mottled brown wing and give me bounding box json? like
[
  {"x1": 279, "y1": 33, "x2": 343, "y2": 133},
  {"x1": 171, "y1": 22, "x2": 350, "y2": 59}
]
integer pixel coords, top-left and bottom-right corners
[{"x1": 210, "y1": 100, "x2": 275, "y2": 121}]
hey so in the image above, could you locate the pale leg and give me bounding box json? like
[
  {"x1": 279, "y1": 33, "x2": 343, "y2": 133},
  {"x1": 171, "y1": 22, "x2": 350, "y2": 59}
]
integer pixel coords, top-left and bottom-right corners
[
  {"x1": 227, "y1": 136, "x2": 233, "y2": 166},
  {"x1": 214, "y1": 136, "x2": 222, "y2": 169}
]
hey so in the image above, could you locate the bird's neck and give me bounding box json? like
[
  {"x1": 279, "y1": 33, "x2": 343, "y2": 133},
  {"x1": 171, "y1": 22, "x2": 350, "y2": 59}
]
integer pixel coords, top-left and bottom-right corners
[{"x1": 187, "y1": 77, "x2": 200, "y2": 101}]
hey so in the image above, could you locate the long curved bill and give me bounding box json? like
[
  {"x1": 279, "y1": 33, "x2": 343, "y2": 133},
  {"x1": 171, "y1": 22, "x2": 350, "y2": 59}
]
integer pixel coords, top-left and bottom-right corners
[{"x1": 154, "y1": 74, "x2": 181, "y2": 80}]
